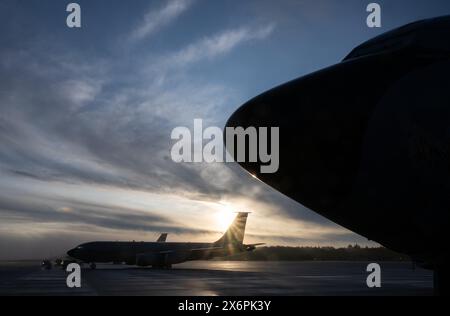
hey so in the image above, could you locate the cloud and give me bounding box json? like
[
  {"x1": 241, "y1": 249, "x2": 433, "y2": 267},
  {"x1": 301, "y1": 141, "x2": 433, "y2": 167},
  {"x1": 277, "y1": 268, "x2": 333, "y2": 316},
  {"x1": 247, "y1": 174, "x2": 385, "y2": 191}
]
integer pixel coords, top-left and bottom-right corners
[
  {"x1": 0, "y1": 3, "x2": 371, "y2": 260},
  {"x1": 0, "y1": 40, "x2": 343, "y2": 241},
  {"x1": 130, "y1": 0, "x2": 194, "y2": 41},
  {"x1": 57, "y1": 79, "x2": 103, "y2": 111},
  {"x1": 0, "y1": 196, "x2": 213, "y2": 235},
  {"x1": 162, "y1": 23, "x2": 276, "y2": 69}
]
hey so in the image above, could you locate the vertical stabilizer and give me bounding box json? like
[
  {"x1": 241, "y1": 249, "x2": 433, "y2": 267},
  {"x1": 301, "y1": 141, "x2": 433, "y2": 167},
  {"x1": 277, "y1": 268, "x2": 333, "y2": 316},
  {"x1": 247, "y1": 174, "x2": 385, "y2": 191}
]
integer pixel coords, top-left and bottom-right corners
[
  {"x1": 214, "y1": 212, "x2": 249, "y2": 247},
  {"x1": 157, "y1": 233, "x2": 168, "y2": 242}
]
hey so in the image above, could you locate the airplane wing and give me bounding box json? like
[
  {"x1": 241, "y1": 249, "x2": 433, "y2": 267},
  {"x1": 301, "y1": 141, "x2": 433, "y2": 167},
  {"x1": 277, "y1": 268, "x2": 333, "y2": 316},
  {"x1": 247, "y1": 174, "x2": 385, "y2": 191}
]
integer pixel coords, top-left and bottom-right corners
[
  {"x1": 157, "y1": 233, "x2": 168, "y2": 242},
  {"x1": 137, "y1": 246, "x2": 226, "y2": 266},
  {"x1": 190, "y1": 246, "x2": 223, "y2": 253}
]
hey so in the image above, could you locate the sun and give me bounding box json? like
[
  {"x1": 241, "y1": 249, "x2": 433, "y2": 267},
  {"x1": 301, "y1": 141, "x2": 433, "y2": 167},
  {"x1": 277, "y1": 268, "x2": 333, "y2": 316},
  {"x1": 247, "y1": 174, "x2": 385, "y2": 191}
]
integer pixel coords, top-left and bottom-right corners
[{"x1": 215, "y1": 204, "x2": 236, "y2": 232}]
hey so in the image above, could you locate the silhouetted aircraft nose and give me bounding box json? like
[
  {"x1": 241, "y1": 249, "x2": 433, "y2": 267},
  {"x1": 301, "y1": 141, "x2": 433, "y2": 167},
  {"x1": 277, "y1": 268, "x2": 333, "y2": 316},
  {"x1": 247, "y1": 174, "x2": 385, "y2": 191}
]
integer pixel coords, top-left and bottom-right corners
[
  {"x1": 226, "y1": 16, "x2": 450, "y2": 267},
  {"x1": 67, "y1": 248, "x2": 77, "y2": 258},
  {"x1": 226, "y1": 58, "x2": 380, "y2": 214}
]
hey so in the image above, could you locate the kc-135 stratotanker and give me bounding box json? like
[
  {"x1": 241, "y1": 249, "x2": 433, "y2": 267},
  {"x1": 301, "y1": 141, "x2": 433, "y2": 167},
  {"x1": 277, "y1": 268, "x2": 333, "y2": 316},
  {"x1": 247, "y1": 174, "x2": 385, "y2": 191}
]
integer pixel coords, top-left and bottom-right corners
[
  {"x1": 65, "y1": 212, "x2": 263, "y2": 269},
  {"x1": 226, "y1": 16, "x2": 450, "y2": 294}
]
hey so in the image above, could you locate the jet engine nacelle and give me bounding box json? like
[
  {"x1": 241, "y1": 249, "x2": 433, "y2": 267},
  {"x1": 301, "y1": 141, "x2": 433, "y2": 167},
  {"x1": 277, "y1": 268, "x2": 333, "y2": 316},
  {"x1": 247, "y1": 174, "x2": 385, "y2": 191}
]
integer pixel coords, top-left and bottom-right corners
[
  {"x1": 136, "y1": 253, "x2": 160, "y2": 267},
  {"x1": 136, "y1": 251, "x2": 188, "y2": 267}
]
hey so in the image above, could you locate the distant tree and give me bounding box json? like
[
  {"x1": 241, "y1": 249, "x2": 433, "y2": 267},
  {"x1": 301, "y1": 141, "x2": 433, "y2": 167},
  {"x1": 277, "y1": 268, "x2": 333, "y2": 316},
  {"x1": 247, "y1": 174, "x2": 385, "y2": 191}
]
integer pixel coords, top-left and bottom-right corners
[{"x1": 220, "y1": 246, "x2": 409, "y2": 262}]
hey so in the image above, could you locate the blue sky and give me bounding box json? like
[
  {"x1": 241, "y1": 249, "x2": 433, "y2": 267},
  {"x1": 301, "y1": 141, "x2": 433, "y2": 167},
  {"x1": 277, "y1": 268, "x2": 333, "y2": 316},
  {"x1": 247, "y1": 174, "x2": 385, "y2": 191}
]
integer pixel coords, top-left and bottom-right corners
[{"x1": 1, "y1": 0, "x2": 450, "y2": 259}]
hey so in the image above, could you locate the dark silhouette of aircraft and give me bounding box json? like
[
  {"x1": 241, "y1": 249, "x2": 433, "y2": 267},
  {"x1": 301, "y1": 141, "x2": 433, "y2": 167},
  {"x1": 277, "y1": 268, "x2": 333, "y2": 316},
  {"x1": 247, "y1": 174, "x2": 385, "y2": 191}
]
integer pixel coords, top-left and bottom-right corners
[
  {"x1": 225, "y1": 16, "x2": 450, "y2": 294},
  {"x1": 67, "y1": 212, "x2": 263, "y2": 269},
  {"x1": 44, "y1": 232, "x2": 171, "y2": 269}
]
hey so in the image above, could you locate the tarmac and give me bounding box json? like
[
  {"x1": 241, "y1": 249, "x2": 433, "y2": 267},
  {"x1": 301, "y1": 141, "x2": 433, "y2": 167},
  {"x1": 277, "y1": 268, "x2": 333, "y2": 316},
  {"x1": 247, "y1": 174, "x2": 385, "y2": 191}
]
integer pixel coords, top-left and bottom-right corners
[{"x1": 0, "y1": 260, "x2": 433, "y2": 296}]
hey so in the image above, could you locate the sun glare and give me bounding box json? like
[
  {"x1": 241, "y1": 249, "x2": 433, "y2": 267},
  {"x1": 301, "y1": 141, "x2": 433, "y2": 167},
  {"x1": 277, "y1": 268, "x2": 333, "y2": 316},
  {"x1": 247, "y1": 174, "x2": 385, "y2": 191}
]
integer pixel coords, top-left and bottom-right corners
[{"x1": 215, "y1": 204, "x2": 236, "y2": 232}]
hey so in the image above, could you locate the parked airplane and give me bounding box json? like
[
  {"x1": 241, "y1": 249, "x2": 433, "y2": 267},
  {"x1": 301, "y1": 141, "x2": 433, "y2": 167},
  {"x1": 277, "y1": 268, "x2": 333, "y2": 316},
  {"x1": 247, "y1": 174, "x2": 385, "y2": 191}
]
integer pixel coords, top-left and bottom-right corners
[
  {"x1": 67, "y1": 212, "x2": 263, "y2": 269},
  {"x1": 226, "y1": 16, "x2": 450, "y2": 294},
  {"x1": 43, "y1": 232, "x2": 172, "y2": 269}
]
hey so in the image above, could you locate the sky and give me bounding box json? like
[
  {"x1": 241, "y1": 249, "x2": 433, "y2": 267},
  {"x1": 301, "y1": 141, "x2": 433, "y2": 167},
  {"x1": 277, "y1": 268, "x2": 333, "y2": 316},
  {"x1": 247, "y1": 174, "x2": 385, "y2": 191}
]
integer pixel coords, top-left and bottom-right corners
[{"x1": 1, "y1": 0, "x2": 450, "y2": 260}]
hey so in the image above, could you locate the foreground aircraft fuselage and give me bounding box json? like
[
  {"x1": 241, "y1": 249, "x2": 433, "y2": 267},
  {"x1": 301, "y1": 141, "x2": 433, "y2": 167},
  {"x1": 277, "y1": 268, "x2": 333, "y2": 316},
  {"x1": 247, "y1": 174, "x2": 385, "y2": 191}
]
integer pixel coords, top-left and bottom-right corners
[
  {"x1": 226, "y1": 16, "x2": 450, "y2": 293},
  {"x1": 67, "y1": 213, "x2": 261, "y2": 268}
]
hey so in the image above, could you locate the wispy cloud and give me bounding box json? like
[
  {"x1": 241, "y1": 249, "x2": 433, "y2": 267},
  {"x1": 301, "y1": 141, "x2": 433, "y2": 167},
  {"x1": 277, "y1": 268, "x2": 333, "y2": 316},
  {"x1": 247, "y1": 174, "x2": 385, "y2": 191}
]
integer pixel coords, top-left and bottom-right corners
[
  {"x1": 164, "y1": 23, "x2": 276, "y2": 68},
  {"x1": 0, "y1": 1, "x2": 376, "y2": 259},
  {"x1": 0, "y1": 18, "x2": 342, "y2": 257},
  {"x1": 130, "y1": 0, "x2": 194, "y2": 41}
]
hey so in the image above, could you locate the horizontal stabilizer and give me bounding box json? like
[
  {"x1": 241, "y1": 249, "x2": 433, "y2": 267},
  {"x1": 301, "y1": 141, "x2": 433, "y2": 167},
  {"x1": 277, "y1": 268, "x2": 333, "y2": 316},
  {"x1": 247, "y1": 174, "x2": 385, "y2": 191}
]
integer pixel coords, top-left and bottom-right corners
[{"x1": 244, "y1": 243, "x2": 265, "y2": 251}]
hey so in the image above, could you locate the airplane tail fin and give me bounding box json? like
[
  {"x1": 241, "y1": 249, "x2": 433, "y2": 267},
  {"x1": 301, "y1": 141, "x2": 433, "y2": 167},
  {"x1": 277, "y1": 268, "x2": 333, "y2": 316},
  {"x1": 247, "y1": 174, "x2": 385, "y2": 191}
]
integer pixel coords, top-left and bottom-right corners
[
  {"x1": 214, "y1": 212, "x2": 249, "y2": 247},
  {"x1": 157, "y1": 233, "x2": 168, "y2": 242}
]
